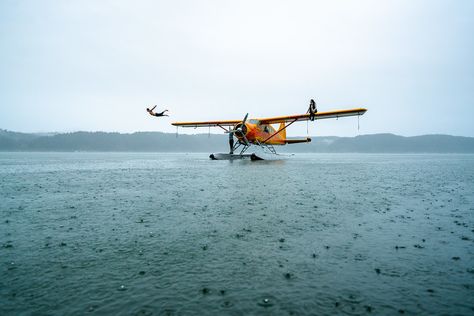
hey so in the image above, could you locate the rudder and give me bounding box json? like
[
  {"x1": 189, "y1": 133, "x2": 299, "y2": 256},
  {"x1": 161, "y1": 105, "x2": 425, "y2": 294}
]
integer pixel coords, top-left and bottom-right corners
[{"x1": 278, "y1": 122, "x2": 286, "y2": 140}]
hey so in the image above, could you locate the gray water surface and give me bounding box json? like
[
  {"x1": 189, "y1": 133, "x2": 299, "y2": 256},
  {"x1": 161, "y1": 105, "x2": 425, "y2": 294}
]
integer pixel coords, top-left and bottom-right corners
[{"x1": 1, "y1": 153, "x2": 473, "y2": 315}]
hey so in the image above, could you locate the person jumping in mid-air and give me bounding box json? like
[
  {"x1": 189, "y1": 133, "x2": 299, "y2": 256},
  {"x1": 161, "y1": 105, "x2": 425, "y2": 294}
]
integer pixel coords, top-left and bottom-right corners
[{"x1": 146, "y1": 105, "x2": 169, "y2": 117}]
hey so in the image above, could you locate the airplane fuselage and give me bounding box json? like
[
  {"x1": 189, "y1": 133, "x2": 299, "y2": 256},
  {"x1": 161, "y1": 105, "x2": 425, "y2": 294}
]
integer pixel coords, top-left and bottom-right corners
[{"x1": 235, "y1": 119, "x2": 287, "y2": 145}]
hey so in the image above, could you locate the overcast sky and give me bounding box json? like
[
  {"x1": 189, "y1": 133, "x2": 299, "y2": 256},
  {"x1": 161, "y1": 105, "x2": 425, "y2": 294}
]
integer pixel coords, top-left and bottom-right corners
[{"x1": 1, "y1": 0, "x2": 473, "y2": 136}]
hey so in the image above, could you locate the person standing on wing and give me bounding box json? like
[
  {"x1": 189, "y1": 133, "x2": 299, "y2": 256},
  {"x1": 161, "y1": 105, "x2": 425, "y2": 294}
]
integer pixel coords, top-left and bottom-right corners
[{"x1": 147, "y1": 105, "x2": 169, "y2": 117}]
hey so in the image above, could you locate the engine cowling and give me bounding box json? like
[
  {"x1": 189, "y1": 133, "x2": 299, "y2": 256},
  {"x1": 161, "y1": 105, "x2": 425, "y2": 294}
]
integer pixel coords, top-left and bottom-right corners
[{"x1": 233, "y1": 123, "x2": 248, "y2": 140}]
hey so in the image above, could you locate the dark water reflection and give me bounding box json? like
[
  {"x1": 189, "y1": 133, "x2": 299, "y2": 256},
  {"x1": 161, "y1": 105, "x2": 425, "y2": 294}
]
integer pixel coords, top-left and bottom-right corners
[{"x1": 1, "y1": 153, "x2": 473, "y2": 315}]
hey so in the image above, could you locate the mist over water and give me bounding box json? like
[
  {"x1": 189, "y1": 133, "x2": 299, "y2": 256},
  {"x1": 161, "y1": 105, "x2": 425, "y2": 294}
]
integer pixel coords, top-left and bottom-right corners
[{"x1": 1, "y1": 153, "x2": 473, "y2": 315}]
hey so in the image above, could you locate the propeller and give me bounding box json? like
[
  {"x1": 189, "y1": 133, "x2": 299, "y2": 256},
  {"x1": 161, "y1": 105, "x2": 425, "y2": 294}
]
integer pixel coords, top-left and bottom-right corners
[{"x1": 226, "y1": 113, "x2": 249, "y2": 153}]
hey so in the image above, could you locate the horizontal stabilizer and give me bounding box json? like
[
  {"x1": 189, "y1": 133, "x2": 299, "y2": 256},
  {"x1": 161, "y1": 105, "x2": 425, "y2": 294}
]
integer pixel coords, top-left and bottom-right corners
[{"x1": 285, "y1": 137, "x2": 311, "y2": 144}]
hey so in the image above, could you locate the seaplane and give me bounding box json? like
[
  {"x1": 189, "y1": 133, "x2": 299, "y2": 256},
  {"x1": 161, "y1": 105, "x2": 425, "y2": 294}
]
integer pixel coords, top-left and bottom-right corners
[{"x1": 172, "y1": 100, "x2": 367, "y2": 160}]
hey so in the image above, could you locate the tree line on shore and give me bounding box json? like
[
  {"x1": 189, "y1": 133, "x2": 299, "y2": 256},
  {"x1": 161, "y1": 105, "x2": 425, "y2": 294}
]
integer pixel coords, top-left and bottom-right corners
[{"x1": 1, "y1": 129, "x2": 473, "y2": 153}]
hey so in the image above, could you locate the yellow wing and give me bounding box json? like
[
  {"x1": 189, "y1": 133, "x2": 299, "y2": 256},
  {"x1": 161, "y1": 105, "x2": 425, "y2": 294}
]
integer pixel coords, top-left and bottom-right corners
[
  {"x1": 171, "y1": 119, "x2": 241, "y2": 128},
  {"x1": 171, "y1": 108, "x2": 367, "y2": 127},
  {"x1": 258, "y1": 108, "x2": 367, "y2": 124}
]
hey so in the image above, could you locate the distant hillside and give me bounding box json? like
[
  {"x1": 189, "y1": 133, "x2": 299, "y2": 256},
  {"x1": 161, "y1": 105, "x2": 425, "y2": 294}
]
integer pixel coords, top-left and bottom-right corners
[
  {"x1": 305, "y1": 134, "x2": 474, "y2": 153},
  {"x1": 0, "y1": 129, "x2": 473, "y2": 153}
]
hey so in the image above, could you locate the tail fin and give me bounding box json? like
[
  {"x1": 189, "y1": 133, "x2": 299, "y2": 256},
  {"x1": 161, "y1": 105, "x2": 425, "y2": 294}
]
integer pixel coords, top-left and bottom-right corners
[{"x1": 278, "y1": 122, "x2": 286, "y2": 140}]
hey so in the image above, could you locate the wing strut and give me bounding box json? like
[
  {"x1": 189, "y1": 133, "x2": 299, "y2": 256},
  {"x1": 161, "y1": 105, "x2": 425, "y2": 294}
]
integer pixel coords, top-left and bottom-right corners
[{"x1": 216, "y1": 124, "x2": 229, "y2": 132}]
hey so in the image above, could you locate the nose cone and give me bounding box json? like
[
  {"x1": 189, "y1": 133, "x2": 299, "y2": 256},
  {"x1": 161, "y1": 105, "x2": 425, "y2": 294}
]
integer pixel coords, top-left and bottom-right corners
[{"x1": 234, "y1": 123, "x2": 248, "y2": 138}]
